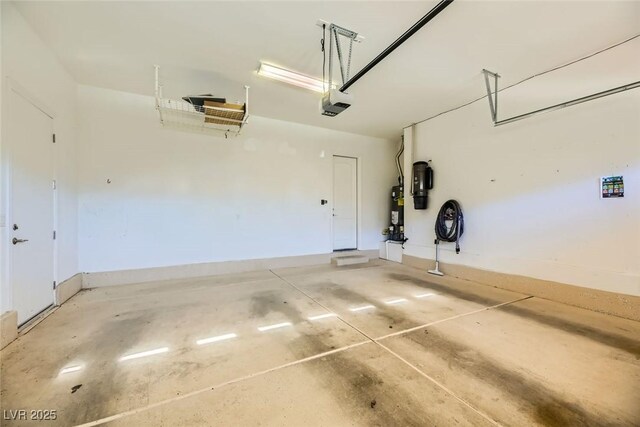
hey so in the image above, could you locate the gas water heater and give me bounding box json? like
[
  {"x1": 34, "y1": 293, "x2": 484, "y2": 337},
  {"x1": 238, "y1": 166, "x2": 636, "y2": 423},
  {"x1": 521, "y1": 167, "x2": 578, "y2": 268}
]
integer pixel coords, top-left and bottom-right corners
[
  {"x1": 385, "y1": 139, "x2": 407, "y2": 243},
  {"x1": 388, "y1": 184, "x2": 405, "y2": 242},
  {"x1": 412, "y1": 161, "x2": 433, "y2": 209}
]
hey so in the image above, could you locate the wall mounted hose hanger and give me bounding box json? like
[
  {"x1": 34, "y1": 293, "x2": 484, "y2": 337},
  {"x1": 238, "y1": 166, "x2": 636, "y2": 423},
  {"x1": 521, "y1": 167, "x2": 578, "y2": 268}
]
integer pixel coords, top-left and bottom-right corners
[
  {"x1": 482, "y1": 69, "x2": 640, "y2": 126},
  {"x1": 429, "y1": 199, "x2": 464, "y2": 277},
  {"x1": 435, "y1": 200, "x2": 464, "y2": 254}
]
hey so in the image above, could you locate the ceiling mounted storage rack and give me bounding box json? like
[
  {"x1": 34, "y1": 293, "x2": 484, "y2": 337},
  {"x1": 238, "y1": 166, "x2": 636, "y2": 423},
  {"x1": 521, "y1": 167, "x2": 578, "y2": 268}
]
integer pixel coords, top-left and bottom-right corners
[
  {"x1": 482, "y1": 68, "x2": 640, "y2": 126},
  {"x1": 154, "y1": 66, "x2": 249, "y2": 137}
]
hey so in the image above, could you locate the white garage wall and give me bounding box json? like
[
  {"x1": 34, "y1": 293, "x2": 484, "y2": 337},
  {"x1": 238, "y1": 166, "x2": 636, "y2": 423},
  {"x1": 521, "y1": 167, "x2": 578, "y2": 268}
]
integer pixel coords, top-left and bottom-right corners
[
  {"x1": 0, "y1": 3, "x2": 79, "y2": 313},
  {"x1": 403, "y1": 38, "x2": 640, "y2": 296},
  {"x1": 77, "y1": 85, "x2": 397, "y2": 274}
]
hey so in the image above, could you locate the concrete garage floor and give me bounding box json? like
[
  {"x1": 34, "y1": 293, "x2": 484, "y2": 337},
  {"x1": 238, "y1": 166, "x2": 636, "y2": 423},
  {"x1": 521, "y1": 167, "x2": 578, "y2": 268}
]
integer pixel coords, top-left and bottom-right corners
[{"x1": 1, "y1": 260, "x2": 639, "y2": 426}]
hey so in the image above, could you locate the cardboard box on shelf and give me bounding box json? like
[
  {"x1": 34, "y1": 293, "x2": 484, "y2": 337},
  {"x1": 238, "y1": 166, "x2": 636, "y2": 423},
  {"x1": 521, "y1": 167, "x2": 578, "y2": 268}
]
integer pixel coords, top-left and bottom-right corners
[{"x1": 203, "y1": 101, "x2": 245, "y2": 126}]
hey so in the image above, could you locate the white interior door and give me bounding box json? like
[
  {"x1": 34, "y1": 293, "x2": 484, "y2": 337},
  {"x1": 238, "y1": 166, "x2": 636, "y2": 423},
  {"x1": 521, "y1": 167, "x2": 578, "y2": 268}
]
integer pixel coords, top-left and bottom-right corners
[
  {"x1": 332, "y1": 156, "x2": 357, "y2": 250},
  {"x1": 9, "y1": 88, "x2": 55, "y2": 324}
]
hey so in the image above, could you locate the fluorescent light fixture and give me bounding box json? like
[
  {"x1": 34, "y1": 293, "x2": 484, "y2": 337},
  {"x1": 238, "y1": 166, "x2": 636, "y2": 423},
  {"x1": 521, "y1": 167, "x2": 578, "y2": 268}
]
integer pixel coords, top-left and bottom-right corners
[
  {"x1": 258, "y1": 322, "x2": 292, "y2": 332},
  {"x1": 196, "y1": 333, "x2": 237, "y2": 346},
  {"x1": 119, "y1": 347, "x2": 169, "y2": 362},
  {"x1": 308, "y1": 313, "x2": 337, "y2": 321},
  {"x1": 415, "y1": 293, "x2": 436, "y2": 298},
  {"x1": 258, "y1": 62, "x2": 327, "y2": 93},
  {"x1": 385, "y1": 298, "x2": 408, "y2": 305},
  {"x1": 349, "y1": 305, "x2": 376, "y2": 312},
  {"x1": 59, "y1": 365, "x2": 83, "y2": 375}
]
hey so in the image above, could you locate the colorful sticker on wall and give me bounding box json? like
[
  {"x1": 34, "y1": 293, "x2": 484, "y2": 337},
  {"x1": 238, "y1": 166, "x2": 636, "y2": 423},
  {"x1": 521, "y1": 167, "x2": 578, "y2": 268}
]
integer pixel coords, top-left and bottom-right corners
[{"x1": 601, "y1": 176, "x2": 624, "y2": 199}]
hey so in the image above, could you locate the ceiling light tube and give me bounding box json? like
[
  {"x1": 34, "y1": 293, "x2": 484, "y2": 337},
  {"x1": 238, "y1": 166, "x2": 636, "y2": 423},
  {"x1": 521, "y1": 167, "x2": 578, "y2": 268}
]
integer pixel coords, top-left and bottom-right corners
[{"x1": 258, "y1": 62, "x2": 327, "y2": 93}]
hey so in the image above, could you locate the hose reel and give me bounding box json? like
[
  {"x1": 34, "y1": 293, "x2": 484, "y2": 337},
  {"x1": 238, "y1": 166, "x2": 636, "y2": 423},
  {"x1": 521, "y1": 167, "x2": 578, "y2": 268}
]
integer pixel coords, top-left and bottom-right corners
[{"x1": 434, "y1": 199, "x2": 464, "y2": 254}]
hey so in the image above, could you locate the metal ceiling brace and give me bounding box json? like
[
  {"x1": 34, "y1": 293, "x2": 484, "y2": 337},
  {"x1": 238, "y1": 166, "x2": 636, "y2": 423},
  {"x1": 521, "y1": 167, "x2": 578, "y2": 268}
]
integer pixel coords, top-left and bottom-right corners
[
  {"x1": 327, "y1": 24, "x2": 359, "y2": 90},
  {"x1": 482, "y1": 68, "x2": 640, "y2": 126}
]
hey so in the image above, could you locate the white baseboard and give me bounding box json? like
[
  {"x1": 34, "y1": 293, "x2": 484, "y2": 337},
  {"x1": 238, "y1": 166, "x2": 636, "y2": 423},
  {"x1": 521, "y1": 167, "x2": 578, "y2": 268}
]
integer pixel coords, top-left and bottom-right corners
[
  {"x1": 1, "y1": 274, "x2": 80, "y2": 350},
  {"x1": 1, "y1": 310, "x2": 18, "y2": 350},
  {"x1": 403, "y1": 254, "x2": 640, "y2": 322},
  {"x1": 55, "y1": 273, "x2": 83, "y2": 305},
  {"x1": 83, "y1": 250, "x2": 379, "y2": 288}
]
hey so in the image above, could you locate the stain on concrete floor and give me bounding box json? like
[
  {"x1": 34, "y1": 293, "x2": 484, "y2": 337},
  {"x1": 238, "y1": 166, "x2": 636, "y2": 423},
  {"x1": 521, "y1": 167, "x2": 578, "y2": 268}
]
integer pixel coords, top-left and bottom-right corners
[
  {"x1": 389, "y1": 272, "x2": 640, "y2": 357},
  {"x1": 2, "y1": 262, "x2": 639, "y2": 426},
  {"x1": 322, "y1": 282, "x2": 415, "y2": 331},
  {"x1": 404, "y1": 328, "x2": 621, "y2": 426},
  {"x1": 388, "y1": 272, "x2": 504, "y2": 307},
  {"x1": 247, "y1": 340, "x2": 490, "y2": 427},
  {"x1": 250, "y1": 290, "x2": 306, "y2": 323},
  {"x1": 497, "y1": 303, "x2": 640, "y2": 357}
]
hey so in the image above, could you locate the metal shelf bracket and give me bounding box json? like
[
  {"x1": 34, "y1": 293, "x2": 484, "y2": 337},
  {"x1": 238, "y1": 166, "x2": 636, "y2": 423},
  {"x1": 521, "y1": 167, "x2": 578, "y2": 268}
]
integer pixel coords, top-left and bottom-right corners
[{"x1": 482, "y1": 69, "x2": 500, "y2": 123}]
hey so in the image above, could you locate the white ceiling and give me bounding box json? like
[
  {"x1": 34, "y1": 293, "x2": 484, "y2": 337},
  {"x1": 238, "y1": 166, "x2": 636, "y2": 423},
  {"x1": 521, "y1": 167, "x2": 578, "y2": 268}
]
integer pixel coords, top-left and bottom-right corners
[{"x1": 13, "y1": 0, "x2": 640, "y2": 139}]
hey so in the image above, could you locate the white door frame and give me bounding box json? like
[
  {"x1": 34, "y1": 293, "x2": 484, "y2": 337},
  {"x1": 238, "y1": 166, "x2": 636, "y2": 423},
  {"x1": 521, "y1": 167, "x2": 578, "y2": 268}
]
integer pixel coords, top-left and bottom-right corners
[
  {"x1": 331, "y1": 155, "x2": 359, "y2": 251},
  {"x1": 0, "y1": 77, "x2": 58, "y2": 322}
]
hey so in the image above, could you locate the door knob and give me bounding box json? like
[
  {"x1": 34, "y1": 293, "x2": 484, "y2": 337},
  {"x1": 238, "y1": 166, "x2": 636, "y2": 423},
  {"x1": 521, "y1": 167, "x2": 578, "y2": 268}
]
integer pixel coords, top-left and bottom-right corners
[{"x1": 12, "y1": 238, "x2": 28, "y2": 245}]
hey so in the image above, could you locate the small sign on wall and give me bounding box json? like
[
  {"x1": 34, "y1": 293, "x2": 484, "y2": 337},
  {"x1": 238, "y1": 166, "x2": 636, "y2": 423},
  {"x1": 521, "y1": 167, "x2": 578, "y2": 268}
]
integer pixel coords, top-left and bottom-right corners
[{"x1": 601, "y1": 176, "x2": 624, "y2": 199}]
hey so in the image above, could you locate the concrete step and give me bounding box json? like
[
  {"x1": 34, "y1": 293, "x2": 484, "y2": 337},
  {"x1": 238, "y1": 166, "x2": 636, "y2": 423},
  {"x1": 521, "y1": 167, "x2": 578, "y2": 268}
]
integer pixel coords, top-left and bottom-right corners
[{"x1": 331, "y1": 255, "x2": 370, "y2": 267}]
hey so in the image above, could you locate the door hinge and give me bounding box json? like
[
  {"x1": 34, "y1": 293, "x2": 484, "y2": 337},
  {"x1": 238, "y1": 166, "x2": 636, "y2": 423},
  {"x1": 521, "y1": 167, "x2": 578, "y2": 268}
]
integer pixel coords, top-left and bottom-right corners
[
  {"x1": 52, "y1": 180, "x2": 57, "y2": 190},
  {"x1": 53, "y1": 281, "x2": 57, "y2": 289},
  {"x1": 53, "y1": 230, "x2": 56, "y2": 240},
  {"x1": 52, "y1": 134, "x2": 56, "y2": 143}
]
